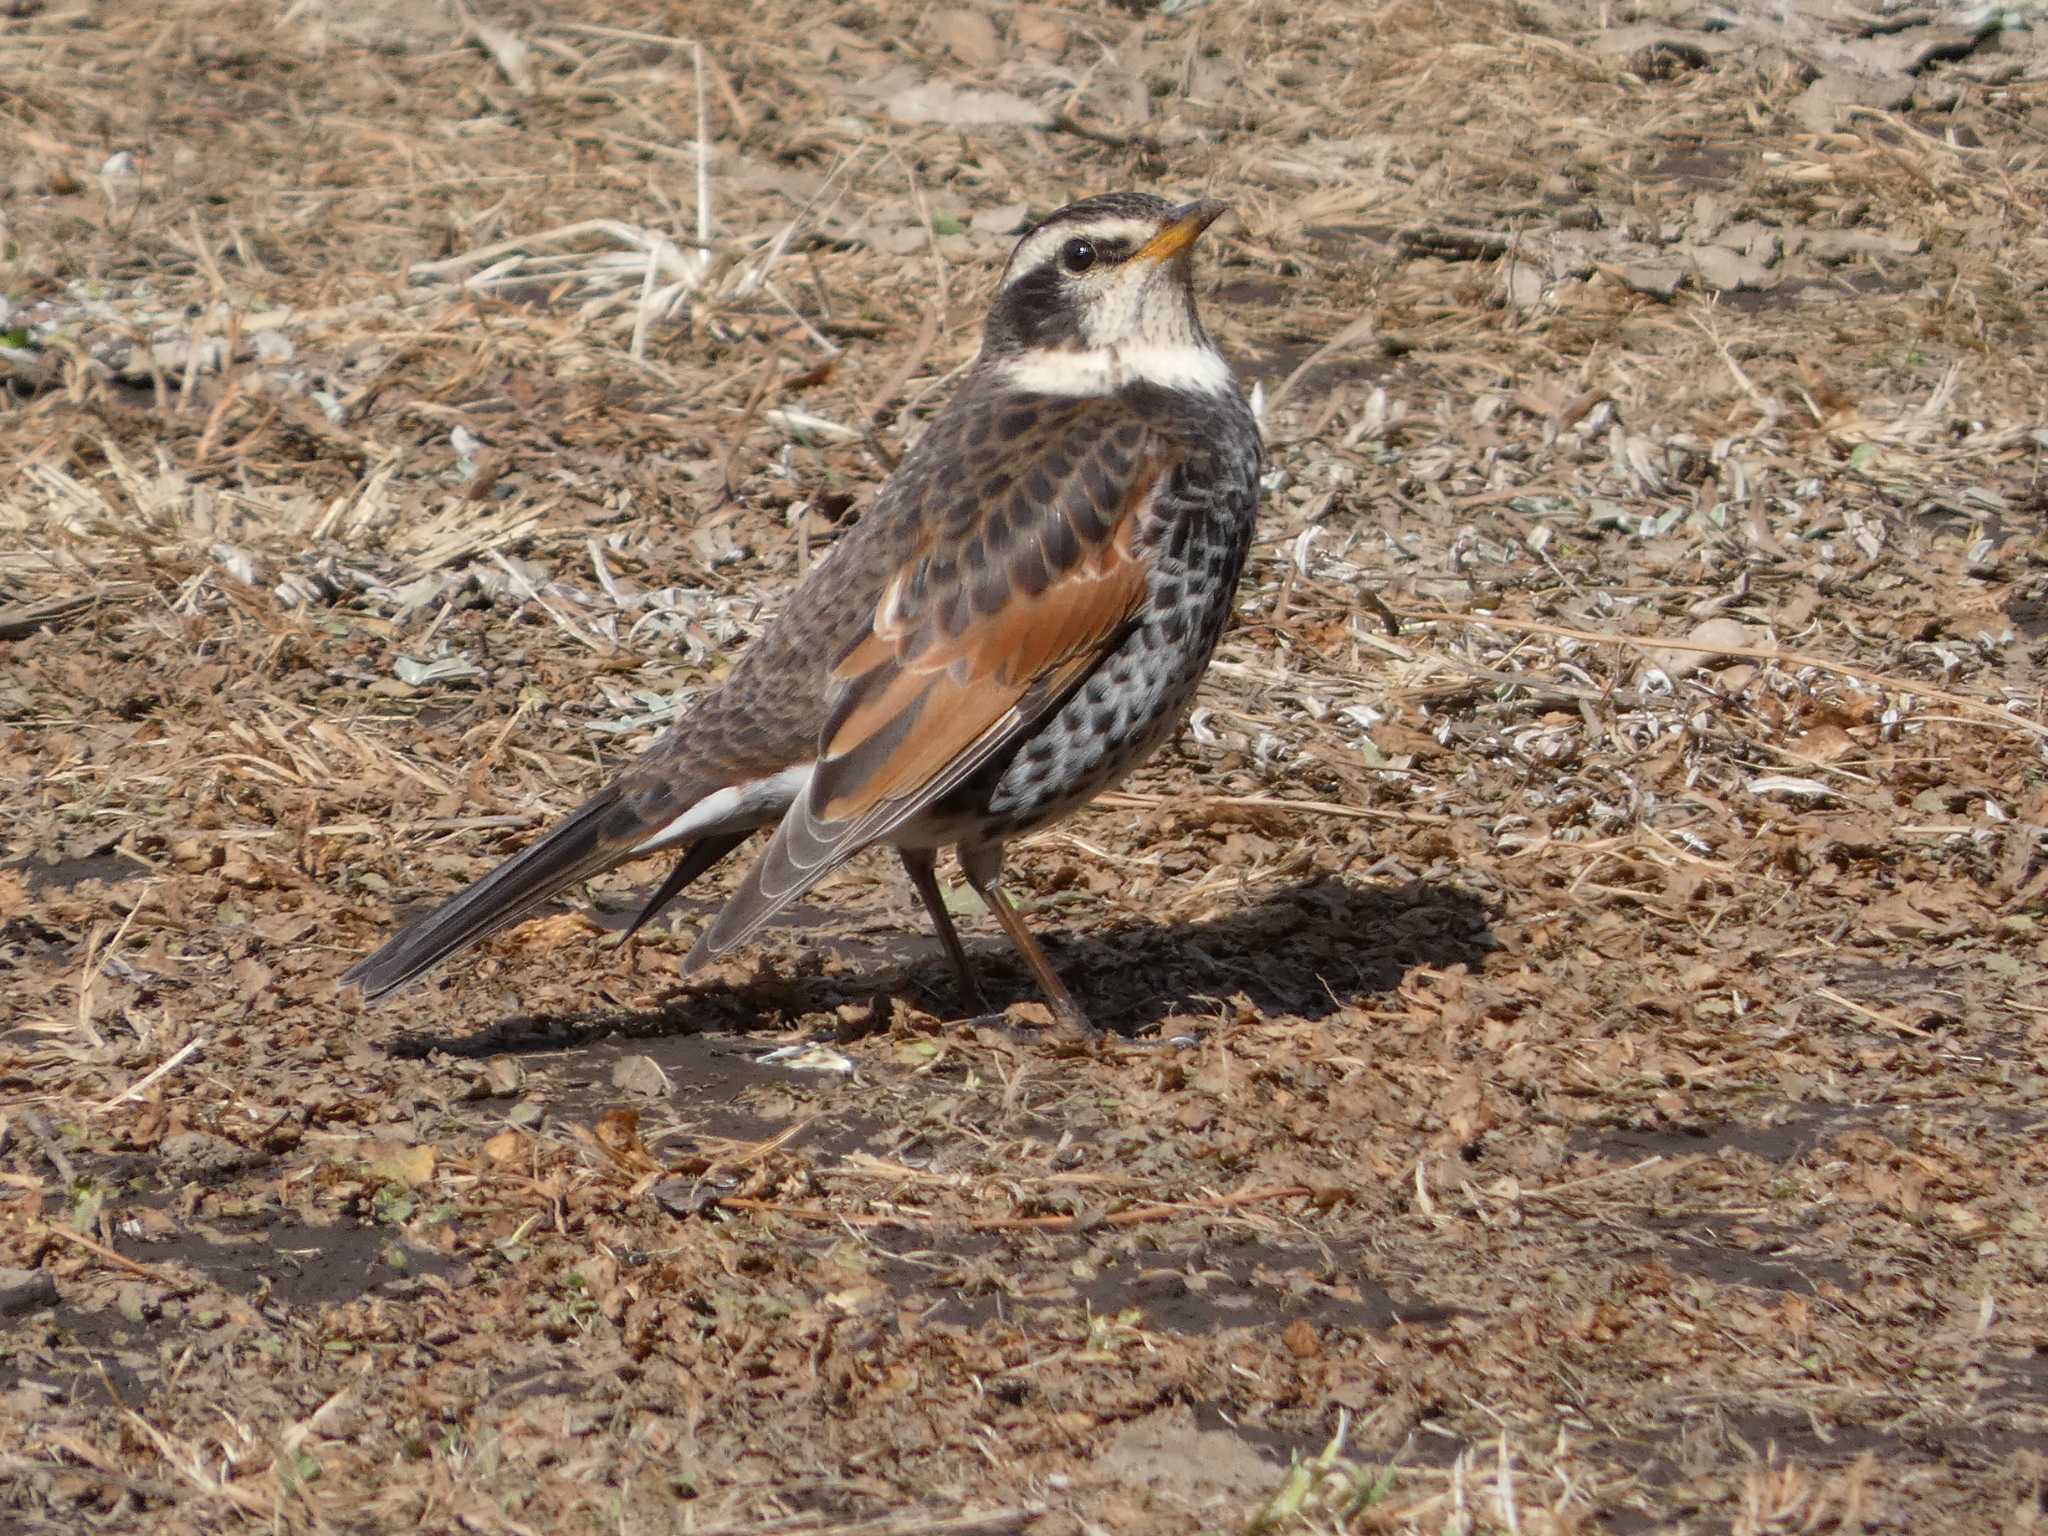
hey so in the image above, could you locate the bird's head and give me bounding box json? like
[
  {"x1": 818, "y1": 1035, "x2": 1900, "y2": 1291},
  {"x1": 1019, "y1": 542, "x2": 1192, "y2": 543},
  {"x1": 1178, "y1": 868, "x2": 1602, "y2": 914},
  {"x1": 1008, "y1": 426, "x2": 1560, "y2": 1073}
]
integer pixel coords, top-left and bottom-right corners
[{"x1": 981, "y1": 192, "x2": 1233, "y2": 398}]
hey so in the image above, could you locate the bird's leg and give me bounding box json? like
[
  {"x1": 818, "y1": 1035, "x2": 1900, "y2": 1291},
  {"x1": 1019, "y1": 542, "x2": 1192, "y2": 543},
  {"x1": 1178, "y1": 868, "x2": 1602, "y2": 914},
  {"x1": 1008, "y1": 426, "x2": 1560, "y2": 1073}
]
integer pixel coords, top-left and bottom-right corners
[
  {"x1": 958, "y1": 848, "x2": 1093, "y2": 1036},
  {"x1": 898, "y1": 848, "x2": 987, "y2": 1013}
]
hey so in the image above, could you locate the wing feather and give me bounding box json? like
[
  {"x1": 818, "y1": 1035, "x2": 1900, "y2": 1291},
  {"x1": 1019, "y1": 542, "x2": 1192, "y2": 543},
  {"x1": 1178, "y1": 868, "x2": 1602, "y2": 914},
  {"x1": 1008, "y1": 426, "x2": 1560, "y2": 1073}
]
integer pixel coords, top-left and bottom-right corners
[{"x1": 687, "y1": 397, "x2": 1172, "y2": 965}]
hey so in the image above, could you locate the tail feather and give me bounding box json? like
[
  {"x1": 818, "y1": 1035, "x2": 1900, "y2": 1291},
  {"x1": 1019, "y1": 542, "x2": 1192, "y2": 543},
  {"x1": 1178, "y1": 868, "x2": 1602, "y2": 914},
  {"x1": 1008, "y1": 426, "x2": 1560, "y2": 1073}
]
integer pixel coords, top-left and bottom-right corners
[
  {"x1": 343, "y1": 767, "x2": 775, "y2": 1003},
  {"x1": 684, "y1": 817, "x2": 821, "y2": 970},
  {"x1": 622, "y1": 830, "x2": 749, "y2": 940},
  {"x1": 341, "y1": 792, "x2": 636, "y2": 1002},
  {"x1": 344, "y1": 756, "x2": 814, "y2": 1001}
]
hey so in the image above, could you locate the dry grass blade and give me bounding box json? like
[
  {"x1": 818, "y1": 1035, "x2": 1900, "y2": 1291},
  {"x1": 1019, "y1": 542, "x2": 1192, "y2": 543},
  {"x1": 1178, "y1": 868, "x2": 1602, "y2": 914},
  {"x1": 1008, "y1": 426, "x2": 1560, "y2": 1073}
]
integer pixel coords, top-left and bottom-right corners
[
  {"x1": 0, "y1": 586, "x2": 148, "y2": 638},
  {"x1": 33, "y1": 1220, "x2": 184, "y2": 1285},
  {"x1": 691, "y1": 1509, "x2": 1043, "y2": 1536},
  {"x1": 704, "y1": 1183, "x2": 1318, "y2": 1233},
  {"x1": 1409, "y1": 611, "x2": 2048, "y2": 740}
]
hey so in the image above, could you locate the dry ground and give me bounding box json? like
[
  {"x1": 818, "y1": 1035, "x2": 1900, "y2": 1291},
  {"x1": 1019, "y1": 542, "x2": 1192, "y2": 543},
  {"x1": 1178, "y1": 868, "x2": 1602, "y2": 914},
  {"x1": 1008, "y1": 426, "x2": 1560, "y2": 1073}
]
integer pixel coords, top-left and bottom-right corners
[{"x1": 4, "y1": 0, "x2": 2048, "y2": 1531}]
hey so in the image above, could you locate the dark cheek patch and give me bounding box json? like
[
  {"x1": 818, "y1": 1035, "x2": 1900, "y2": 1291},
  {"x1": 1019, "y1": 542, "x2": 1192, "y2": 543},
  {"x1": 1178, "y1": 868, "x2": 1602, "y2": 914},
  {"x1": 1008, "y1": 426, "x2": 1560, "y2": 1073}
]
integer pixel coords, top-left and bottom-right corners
[{"x1": 989, "y1": 263, "x2": 1084, "y2": 352}]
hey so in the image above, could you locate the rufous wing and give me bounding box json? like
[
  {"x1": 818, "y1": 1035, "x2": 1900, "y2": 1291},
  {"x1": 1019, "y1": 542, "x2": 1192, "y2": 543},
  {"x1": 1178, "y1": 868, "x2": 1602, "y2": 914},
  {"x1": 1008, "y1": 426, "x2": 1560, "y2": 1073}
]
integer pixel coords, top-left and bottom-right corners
[{"x1": 688, "y1": 396, "x2": 1174, "y2": 964}]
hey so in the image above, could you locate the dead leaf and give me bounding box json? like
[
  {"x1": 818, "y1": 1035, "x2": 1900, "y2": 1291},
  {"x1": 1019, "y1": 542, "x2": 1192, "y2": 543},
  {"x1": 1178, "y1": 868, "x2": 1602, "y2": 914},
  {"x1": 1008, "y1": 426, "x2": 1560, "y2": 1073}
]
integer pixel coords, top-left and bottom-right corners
[
  {"x1": 593, "y1": 1108, "x2": 658, "y2": 1173},
  {"x1": 1792, "y1": 722, "x2": 1857, "y2": 763},
  {"x1": 887, "y1": 82, "x2": 1047, "y2": 127},
  {"x1": 1013, "y1": 6, "x2": 1068, "y2": 53},
  {"x1": 1649, "y1": 617, "x2": 1756, "y2": 680},
  {"x1": 609, "y1": 1053, "x2": 672, "y2": 1098},
  {"x1": 367, "y1": 1144, "x2": 436, "y2": 1187},
  {"x1": 1687, "y1": 244, "x2": 1774, "y2": 294},
  {"x1": 929, "y1": 8, "x2": 1000, "y2": 67},
  {"x1": 1282, "y1": 1319, "x2": 1320, "y2": 1359},
  {"x1": 972, "y1": 202, "x2": 1029, "y2": 236},
  {"x1": 503, "y1": 910, "x2": 603, "y2": 954}
]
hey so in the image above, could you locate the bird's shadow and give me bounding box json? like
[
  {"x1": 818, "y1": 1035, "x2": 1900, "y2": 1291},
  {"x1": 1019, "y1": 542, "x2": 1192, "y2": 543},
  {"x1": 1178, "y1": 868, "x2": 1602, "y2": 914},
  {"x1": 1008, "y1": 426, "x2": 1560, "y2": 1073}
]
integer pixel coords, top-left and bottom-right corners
[{"x1": 386, "y1": 874, "x2": 1496, "y2": 1061}]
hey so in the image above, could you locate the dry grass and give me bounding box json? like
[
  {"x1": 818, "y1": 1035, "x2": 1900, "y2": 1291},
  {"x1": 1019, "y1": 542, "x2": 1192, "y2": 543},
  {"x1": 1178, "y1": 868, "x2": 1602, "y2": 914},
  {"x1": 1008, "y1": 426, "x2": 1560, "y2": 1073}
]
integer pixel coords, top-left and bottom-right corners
[{"x1": 3, "y1": 0, "x2": 2047, "y2": 1531}]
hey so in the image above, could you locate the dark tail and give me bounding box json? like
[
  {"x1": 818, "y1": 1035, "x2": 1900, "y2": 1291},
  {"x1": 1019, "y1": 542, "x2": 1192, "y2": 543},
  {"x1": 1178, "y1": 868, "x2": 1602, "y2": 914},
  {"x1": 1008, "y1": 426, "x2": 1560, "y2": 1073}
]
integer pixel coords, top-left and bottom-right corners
[
  {"x1": 340, "y1": 789, "x2": 743, "y2": 1003},
  {"x1": 623, "y1": 830, "x2": 748, "y2": 940}
]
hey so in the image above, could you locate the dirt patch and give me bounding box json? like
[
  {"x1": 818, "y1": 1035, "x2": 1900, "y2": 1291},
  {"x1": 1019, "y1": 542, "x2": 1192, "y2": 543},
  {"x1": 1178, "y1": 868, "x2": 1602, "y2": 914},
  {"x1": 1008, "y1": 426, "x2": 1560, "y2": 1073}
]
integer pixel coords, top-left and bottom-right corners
[
  {"x1": 874, "y1": 1228, "x2": 1457, "y2": 1335},
  {"x1": 141, "y1": 1219, "x2": 462, "y2": 1310},
  {"x1": 11, "y1": 853, "x2": 155, "y2": 895},
  {"x1": 1568, "y1": 1101, "x2": 1892, "y2": 1166}
]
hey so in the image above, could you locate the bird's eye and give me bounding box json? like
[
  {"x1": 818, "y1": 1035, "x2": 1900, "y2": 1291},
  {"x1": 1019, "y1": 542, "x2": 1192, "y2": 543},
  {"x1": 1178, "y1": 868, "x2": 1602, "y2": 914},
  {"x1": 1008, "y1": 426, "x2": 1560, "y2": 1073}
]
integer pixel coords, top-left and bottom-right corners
[{"x1": 1059, "y1": 238, "x2": 1097, "y2": 274}]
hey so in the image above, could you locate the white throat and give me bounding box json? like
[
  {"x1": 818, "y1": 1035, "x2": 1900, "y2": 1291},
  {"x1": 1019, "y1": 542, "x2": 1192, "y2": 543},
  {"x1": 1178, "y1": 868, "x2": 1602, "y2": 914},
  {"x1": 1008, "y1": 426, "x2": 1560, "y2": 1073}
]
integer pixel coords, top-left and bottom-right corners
[{"x1": 1001, "y1": 341, "x2": 1233, "y2": 399}]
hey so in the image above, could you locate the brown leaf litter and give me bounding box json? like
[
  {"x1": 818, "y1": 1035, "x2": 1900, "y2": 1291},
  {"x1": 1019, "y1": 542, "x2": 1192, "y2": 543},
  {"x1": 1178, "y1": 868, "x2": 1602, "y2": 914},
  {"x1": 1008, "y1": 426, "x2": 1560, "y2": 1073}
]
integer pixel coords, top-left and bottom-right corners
[{"x1": 3, "y1": 0, "x2": 2047, "y2": 1531}]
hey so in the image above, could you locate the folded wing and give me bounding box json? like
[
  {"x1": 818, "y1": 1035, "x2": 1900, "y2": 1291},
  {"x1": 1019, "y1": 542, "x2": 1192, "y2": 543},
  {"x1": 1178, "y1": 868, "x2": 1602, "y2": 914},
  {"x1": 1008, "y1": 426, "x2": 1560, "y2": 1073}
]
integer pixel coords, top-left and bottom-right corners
[{"x1": 687, "y1": 395, "x2": 1173, "y2": 965}]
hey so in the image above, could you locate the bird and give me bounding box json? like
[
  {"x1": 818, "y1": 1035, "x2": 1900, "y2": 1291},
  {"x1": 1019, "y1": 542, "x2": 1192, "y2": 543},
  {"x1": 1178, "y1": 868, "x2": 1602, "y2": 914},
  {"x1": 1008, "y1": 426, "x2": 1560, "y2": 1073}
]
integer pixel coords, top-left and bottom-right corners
[{"x1": 342, "y1": 191, "x2": 1264, "y2": 1035}]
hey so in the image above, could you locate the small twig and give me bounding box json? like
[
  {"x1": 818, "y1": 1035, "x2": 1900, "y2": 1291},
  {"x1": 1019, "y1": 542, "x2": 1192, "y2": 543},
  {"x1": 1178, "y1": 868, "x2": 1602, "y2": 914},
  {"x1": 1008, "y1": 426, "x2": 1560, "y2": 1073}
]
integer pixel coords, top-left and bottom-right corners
[
  {"x1": 733, "y1": 140, "x2": 870, "y2": 302},
  {"x1": 1406, "y1": 610, "x2": 2048, "y2": 741},
  {"x1": 408, "y1": 218, "x2": 715, "y2": 280},
  {"x1": 630, "y1": 233, "x2": 662, "y2": 361},
  {"x1": 74, "y1": 881, "x2": 159, "y2": 1049},
  {"x1": 861, "y1": 299, "x2": 942, "y2": 470},
  {"x1": 553, "y1": 21, "x2": 696, "y2": 48},
  {"x1": 1362, "y1": 587, "x2": 1403, "y2": 638},
  {"x1": 692, "y1": 41, "x2": 713, "y2": 283},
  {"x1": 1267, "y1": 314, "x2": 1380, "y2": 417},
  {"x1": 487, "y1": 550, "x2": 611, "y2": 653},
  {"x1": 15, "y1": 1110, "x2": 77, "y2": 1185},
  {"x1": 123, "y1": 1410, "x2": 275, "y2": 1515},
  {"x1": 36, "y1": 1220, "x2": 183, "y2": 1284},
  {"x1": 689, "y1": 1508, "x2": 1042, "y2": 1536},
  {"x1": 0, "y1": 588, "x2": 146, "y2": 640},
  {"x1": 1513, "y1": 1155, "x2": 1671, "y2": 1204},
  {"x1": 1689, "y1": 309, "x2": 1777, "y2": 425},
  {"x1": 974, "y1": 1184, "x2": 1316, "y2": 1232},
  {"x1": 1396, "y1": 225, "x2": 1510, "y2": 261},
  {"x1": 706, "y1": 1184, "x2": 1319, "y2": 1233},
  {"x1": 96, "y1": 1036, "x2": 207, "y2": 1111},
  {"x1": 897, "y1": 156, "x2": 948, "y2": 317},
  {"x1": 307, "y1": 813, "x2": 544, "y2": 838},
  {"x1": 1047, "y1": 111, "x2": 1163, "y2": 154},
  {"x1": 1095, "y1": 790, "x2": 1450, "y2": 826},
  {"x1": 1814, "y1": 986, "x2": 1936, "y2": 1040},
  {"x1": 710, "y1": 1197, "x2": 897, "y2": 1228}
]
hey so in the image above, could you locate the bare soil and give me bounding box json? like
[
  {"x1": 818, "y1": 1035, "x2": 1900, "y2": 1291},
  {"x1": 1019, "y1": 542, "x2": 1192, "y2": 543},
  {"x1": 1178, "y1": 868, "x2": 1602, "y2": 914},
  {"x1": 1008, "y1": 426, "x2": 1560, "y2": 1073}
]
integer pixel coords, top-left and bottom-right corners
[{"x1": 4, "y1": 1, "x2": 2047, "y2": 1532}]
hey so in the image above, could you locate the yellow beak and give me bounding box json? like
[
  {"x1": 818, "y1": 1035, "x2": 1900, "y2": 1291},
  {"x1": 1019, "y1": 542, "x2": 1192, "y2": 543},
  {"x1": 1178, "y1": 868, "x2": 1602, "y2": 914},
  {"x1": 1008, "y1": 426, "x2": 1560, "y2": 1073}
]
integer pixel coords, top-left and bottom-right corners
[{"x1": 1132, "y1": 199, "x2": 1231, "y2": 265}]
